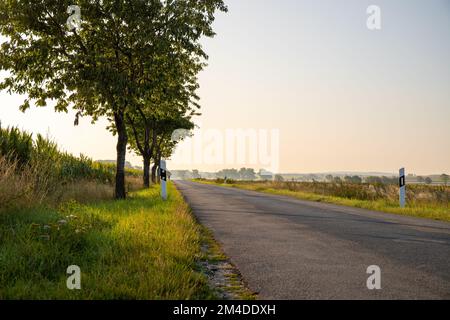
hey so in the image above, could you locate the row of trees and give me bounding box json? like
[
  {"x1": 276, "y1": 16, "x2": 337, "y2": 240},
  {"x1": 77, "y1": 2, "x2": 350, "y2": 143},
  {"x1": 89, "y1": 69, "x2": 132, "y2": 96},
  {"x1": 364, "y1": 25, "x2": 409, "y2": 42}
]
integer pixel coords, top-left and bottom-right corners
[
  {"x1": 216, "y1": 168, "x2": 258, "y2": 181},
  {"x1": 172, "y1": 168, "x2": 260, "y2": 181},
  {"x1": 325, "y1": 175, "x2": 363, "y2": 184},
  {"x1": 416, "y1": 175, "x2": 450, "y2": 185},
  {"x1": 417, "y1": 176, "x2": 434, "y2": 185},
  {"x1": 0, "y1": 0, "x2": 227, "y2": 198}
]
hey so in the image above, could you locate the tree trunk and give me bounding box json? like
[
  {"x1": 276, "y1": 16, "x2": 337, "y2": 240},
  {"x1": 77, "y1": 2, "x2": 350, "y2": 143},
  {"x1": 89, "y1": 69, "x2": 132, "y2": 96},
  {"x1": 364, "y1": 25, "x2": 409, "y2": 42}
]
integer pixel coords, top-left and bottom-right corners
[
  {"x1": 114, "y1": 111, "x2": 128, "y2": 199},
  {"x1": 143, "y1": 155, "x2": 151, "y2": 188},
  {"x1": 156, "y1": 153, "x2": 162, "y2": 184},
  {"x1": 151, "y1": 162, "x2": 158, "y2": 184}
]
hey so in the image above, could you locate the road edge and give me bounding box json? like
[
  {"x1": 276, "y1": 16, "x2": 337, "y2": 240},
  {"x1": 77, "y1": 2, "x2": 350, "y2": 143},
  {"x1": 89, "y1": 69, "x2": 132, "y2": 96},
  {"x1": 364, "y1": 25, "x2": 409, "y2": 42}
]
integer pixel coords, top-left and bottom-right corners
[{"x1": 173, "y1": 182, "x2": 257, "y2": 300}]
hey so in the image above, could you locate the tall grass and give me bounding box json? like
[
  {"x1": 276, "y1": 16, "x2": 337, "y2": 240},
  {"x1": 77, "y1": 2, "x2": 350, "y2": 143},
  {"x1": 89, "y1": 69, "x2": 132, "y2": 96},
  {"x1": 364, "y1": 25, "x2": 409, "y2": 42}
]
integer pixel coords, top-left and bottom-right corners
[
  {"x1": 0, "y1": 124, "x2": 119, "y2": 182},
  {"x1": 0, "y1": 126, "x2": 33, "y2": 166},
  {"x1": 0, "y1": 125, "x2": 142, "y2": 212},
  {"x1": 0, "y1": 155, "x2": 115, "y2": 211}
]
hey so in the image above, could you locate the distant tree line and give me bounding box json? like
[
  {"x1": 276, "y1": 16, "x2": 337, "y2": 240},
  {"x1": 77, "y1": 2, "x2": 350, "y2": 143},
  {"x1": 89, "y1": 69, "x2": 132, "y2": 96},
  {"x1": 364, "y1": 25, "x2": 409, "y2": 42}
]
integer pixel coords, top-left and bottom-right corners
[
  {"x1": 325, "y1": 175, "x2": 363, "y2": 184},
  {"x1": 216, "y1": 168, "x2": 257, "y2": 180},
  {"x1": 173, "y1": 170, "x2": 450, "y2": 186},
  {"x1": 173, "y1": 168, "x2": 259, "y2": 181}
]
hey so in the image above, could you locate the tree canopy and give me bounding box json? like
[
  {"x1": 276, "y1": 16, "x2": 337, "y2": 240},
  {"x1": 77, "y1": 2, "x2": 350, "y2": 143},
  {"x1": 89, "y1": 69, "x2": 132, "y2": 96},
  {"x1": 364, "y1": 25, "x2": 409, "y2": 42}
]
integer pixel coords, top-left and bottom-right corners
[{"x1": 0, "y1": 0, "x2": 227, "y2": 198}]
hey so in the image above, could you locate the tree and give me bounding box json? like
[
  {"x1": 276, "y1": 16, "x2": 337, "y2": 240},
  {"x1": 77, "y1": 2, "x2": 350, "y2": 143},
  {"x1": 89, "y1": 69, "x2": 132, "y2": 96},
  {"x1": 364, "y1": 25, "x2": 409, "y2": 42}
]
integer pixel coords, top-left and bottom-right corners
[
  {"x1": 424, "y1": 177, "x2": 433, "y2": 185},
  {"x1": 325, "y1": 174, "x2": 333, "y2": 183},
  {"x1": 344, "y1": 176, "x2": 352, "y2": 183},
  {"x1": 174, "y1": 170, "x2": 191, "y2": 180},
  {"x1": 127, "y1": 106, "x2": 194, "y2": 187},
  {"x1": 244, "y1": 168, "x2": 256, "y2": 181},
  {"x1": 217, "y1": 169, "x2": 239, "y2": 180},
  {"x1": 274, "y1": 174, "x2": 284, "y2": 182},
  {"x1": 333, "y1": 176, "x2": 342, "y2": 183},
  {"x1": 125, "y1": 31, "x2": 203, "y2": 187},
  {"x1": 239, "y1": 168, "x2": 256, "y2": 181},
  {"x1": 0, "y1": 0, "x2": 227, "y2": 198},
  {"x1": 417, "y1": 176, "x2": 425, "y2": 184},
  {"x1": 352, "y1": 175, "x2": 362, "y2": 184},
  {"x1": 366, "y1": 176, "x2": 382, "y2": 184},
  {"x1": 154, "y1": 137, "x2": 174, "y2": 184},
  {"x1": 153, "y1": 115, "x2": 194, "y2": 184},
  {"x1": 192, "y1": 170, "x2": 201, "y2": 179},
  {"x1": 344, "y1": 175, "x2": 362, "y2": 184}
]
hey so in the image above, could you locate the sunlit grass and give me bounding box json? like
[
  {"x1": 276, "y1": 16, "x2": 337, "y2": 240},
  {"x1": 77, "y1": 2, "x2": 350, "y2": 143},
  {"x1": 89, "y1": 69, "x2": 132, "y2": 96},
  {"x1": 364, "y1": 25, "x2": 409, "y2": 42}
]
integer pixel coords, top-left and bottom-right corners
[{"x1": 0, "y1": 183, "x2": 216, "y2": 299}]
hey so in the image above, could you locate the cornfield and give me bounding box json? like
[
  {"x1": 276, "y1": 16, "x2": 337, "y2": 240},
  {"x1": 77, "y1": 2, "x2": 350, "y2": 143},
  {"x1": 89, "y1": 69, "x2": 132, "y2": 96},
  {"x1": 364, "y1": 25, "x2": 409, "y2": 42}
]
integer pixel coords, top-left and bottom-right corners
[{"x1": 0, "y1": 125, "x2": 141, "y2": 211}]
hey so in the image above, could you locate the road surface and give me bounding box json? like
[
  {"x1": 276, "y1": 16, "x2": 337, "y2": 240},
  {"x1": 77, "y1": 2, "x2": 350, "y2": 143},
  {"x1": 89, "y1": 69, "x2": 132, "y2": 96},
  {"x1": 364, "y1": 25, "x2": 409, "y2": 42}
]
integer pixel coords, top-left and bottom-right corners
[{"x1": 175, "y1": 181, "x2": 450, "y2": 299}]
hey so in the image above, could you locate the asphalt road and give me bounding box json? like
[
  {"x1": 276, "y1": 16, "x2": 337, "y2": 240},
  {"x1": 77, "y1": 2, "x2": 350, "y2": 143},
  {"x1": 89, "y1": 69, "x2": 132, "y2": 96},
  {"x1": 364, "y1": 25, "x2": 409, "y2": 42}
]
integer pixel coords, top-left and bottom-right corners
[{"x1": 175, "y1": 181, "x2": 450, "y2": 300}]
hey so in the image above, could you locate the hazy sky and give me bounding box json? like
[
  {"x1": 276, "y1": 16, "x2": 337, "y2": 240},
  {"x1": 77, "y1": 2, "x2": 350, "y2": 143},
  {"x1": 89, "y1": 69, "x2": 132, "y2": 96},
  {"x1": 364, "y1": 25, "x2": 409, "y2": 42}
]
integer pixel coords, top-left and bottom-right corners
[{"x1": 1, "y1": 0, "x2": 449, "y2": 174}]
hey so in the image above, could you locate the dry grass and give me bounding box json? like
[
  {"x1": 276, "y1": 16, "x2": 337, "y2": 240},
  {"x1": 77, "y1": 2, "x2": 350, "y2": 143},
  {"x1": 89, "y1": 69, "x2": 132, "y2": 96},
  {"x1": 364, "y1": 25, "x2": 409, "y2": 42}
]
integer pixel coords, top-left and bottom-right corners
[
  {"x1": 56, "y1": 180, "x2": 114, "y2": 204},
  {"x1": 126, "y1": 176, "x2": 145, "y2": 194},
  {"x1": 0, "y1": 156, "x2": 47, "y2": 210},
  {"x1": 0, "y1": 155, "x2": 141, "y2": 212}
]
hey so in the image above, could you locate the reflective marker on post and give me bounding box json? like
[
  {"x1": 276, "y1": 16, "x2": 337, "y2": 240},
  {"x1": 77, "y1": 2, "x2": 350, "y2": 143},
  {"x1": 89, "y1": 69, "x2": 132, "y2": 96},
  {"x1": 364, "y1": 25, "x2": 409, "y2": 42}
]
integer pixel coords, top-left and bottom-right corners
[
  {"x1": 399, "y1": 168, "x2": 406, "y2": 208},
  {"x1": 160, "y1": 159, "x2": 167, "y2": 201}
]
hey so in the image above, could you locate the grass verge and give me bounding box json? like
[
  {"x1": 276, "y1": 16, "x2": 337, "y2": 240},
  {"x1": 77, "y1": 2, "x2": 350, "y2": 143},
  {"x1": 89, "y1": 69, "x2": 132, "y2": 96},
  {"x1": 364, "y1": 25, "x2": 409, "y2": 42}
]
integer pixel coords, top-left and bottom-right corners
[
  {"x1": 195, "y1": 180, "x2": 450, "y2": 222},
  {"x1": 198, "y1": 227, "x2": 256, "y2": 300},
  {"x1": 0, "y1": 183, "x2": 217, "y2": 299}
]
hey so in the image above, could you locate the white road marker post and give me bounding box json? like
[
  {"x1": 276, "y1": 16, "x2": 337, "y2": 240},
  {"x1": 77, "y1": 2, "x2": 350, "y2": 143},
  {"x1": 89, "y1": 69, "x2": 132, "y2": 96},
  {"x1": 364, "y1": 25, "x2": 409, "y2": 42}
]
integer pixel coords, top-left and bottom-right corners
[
  {"x1": 399, "y1": 168, "x2": 406, "y2": 208},
  {"x1": 160, "y1": 159, "x2": 168, "y2": 201}
]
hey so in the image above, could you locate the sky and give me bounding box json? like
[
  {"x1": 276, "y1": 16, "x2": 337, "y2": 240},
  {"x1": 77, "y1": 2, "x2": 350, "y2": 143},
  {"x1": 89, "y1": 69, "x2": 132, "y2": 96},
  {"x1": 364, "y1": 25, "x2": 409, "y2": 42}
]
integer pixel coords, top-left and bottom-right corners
[{"x1": 1, "y1": 0, "x2": 449, "y2": 174}]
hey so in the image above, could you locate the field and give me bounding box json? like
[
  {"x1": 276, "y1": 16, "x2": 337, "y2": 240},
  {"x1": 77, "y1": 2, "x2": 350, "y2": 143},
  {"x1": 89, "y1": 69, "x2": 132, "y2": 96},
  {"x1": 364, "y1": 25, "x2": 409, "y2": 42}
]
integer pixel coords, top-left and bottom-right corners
[{"x1": 197, "y1": 179, "x2": 450, "y2": 222}]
